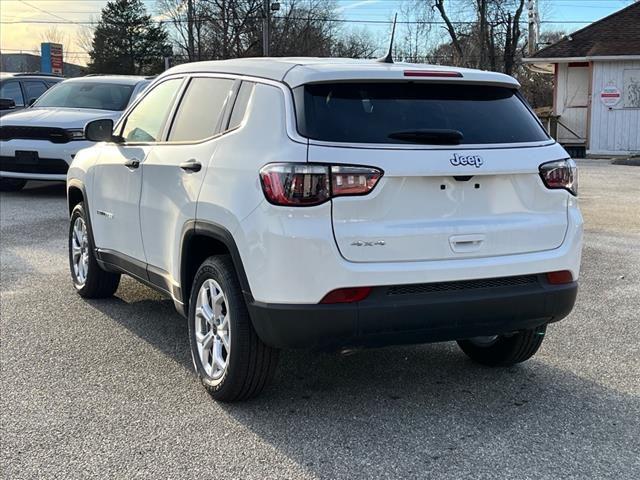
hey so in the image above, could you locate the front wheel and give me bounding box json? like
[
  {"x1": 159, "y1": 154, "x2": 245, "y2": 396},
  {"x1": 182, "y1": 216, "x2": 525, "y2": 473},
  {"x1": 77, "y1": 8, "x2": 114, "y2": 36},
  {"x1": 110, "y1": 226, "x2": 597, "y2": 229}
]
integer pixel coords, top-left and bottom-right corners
[
  {"x1": 0, "y1": 178, "x2": 27, "y2": 192},
  {"x1": 457, "y1": 325, "x2": 547, "y2": 367},
  {"x1": 188, "y1": 255, "x2": 279, "y2": 402},
  {"x1": 69, "y1": 203, "x2": 120, "y2": 298}
]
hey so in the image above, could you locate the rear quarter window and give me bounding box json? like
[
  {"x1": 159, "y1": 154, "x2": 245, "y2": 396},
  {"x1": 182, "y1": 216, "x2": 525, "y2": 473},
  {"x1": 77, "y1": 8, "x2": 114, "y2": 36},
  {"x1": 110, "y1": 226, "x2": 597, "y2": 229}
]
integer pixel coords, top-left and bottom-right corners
[{"x1": 295, "y1": 82, "x2": 549, "y2": 145}]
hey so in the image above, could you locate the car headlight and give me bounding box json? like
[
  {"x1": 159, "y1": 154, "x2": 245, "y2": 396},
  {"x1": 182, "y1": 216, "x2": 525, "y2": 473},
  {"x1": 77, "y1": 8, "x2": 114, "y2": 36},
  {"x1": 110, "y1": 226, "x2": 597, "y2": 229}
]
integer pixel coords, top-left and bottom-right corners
[{"x1": 66, "y1": 129, "x2": 85, "y2": 140}]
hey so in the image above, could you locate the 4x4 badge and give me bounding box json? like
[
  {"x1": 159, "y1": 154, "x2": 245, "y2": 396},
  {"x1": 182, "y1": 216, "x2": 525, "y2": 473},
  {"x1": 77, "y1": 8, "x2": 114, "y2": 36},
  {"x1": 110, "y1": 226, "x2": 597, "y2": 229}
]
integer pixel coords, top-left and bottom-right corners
[{"x1": 450, "y1": 154, "x2": 483, "y2": 168}]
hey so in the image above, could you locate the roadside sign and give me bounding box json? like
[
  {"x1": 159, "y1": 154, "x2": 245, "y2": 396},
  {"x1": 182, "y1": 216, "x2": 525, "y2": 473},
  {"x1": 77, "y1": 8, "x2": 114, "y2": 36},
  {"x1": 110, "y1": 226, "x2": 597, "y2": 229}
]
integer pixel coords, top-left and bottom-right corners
[
  {"x1": 40, "y1": 43, "x2": 63, "y2": 75},
  {"x1": 600, "y1": 84, "x2": 621, "y2": 107}
]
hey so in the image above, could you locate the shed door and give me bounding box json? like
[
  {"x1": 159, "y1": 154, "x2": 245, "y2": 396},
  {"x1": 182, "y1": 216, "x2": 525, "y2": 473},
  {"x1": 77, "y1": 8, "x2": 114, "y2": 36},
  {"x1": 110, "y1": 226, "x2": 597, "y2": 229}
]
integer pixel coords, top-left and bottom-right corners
[{"x1": 559, "y1": 63, "x2": 589, "y2": 144}]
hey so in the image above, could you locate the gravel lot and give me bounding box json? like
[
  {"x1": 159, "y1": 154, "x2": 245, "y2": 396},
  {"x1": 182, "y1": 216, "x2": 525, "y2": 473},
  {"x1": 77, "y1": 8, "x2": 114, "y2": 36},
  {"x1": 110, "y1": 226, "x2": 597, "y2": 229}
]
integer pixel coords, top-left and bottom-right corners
[{"x1": 1, "y1": 160, "x2": 639, "y2": 479}]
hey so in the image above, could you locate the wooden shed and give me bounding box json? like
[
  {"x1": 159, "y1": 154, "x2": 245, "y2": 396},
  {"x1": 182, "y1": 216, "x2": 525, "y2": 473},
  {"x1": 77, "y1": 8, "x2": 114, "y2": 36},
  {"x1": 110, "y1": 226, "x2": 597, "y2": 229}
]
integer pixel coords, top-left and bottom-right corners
[{"x1": 524, "y1": 2, "x2": 640, "y2": 157}]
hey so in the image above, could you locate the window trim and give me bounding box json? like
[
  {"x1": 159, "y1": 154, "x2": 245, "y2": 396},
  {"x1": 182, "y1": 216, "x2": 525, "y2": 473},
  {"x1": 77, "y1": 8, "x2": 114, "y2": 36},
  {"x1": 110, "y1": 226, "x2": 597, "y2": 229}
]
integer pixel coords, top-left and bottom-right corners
[
  {"x1": 115, "y1": 76, "x2": 186, "y2": 145},
  {"x1": 22, "y1": 80, "x2": 49, "y2": 105},
  {"x1": 291, "y1": 79, "x2": 557, "y2": 151},
  {"x1": 225, "y1": 80, "x2": 256, "y2": 132},
  {"x1": 1, "y1": 80, "x2": 25, "y2": 107},
  {"x1": 163, "y1": 76, "x2": 240, "y2": 144}
]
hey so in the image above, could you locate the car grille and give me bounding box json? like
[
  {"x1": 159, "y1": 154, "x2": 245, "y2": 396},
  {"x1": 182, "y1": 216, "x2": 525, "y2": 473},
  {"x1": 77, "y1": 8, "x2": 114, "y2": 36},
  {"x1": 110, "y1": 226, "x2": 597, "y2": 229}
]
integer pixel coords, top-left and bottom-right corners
[
  {"x1": 386, "y1": 275, "x2": 539, "y2": 296},
  {"x1": 0, "y1": 156, "x2": 69, "y2": 175},
  {"x1": 0, "y1": 126, "x2": 72, "y2": 144}
]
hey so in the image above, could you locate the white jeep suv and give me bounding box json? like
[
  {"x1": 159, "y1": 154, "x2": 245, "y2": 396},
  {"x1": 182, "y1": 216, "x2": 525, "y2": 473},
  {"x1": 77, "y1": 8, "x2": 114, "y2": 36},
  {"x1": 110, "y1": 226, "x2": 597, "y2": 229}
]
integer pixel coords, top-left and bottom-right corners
[{"x1": 67, "y1": 58, "x2": 582, "y2": 402}]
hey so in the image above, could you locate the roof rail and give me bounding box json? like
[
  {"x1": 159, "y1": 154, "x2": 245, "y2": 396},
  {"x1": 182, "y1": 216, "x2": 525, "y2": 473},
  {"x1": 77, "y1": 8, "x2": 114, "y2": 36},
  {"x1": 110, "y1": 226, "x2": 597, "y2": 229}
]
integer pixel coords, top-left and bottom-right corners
[
  {"x1": 83, "y1": 74, "x2": 152, "y2": 78},
  {"x1": 13, "y1": 72, "x2": 63, "y2": 77}
]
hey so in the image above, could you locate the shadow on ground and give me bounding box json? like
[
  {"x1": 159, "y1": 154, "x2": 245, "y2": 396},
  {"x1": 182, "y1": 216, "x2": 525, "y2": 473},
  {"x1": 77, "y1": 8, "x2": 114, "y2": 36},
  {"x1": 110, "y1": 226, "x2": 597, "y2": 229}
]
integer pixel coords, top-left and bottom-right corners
[{"x1": 85, "y1": 280, "x2": 640, "y2": 479}]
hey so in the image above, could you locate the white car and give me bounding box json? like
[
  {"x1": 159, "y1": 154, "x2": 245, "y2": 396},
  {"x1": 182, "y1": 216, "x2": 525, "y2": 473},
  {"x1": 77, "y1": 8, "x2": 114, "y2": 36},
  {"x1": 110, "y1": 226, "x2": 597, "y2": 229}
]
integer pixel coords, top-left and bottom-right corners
[
  {"x1": 0, "y1": 75, "x2": 150, "y2": 191},
  {"x1": 66, "y1": 58, "x2": 582, "y2": 401}
]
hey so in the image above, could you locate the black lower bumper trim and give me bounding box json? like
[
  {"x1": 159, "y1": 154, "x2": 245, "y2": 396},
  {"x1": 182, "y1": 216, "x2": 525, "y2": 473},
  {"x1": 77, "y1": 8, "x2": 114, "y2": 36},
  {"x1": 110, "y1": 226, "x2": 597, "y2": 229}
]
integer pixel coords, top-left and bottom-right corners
[
  {"x1": 0, "y1": 155, "x2": 69, "y2": 175},
  {"x1": 247, "y1": 276, "x2": 578, "y2": 350}
]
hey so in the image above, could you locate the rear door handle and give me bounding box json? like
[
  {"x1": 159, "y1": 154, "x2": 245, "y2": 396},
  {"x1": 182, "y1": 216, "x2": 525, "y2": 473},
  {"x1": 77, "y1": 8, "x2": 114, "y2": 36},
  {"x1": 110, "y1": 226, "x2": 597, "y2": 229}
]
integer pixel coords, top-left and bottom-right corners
[
  {"x1": 124, "y1": 158, "x2": 140, "y2": 169},
  {"x1": 179, "y1": 160, "x2": 202, "y2": 173}
]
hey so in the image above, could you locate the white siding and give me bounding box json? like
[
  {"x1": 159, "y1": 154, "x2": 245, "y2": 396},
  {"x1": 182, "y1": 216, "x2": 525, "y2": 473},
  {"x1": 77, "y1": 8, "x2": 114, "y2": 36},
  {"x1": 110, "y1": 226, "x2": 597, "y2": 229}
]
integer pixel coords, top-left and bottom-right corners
[
  {"x1": 555, "y1": 63, "x2": 589, "y2": 144},
  {"x1": 589, "y1": 60, "x2": 640, "y2": 155}
]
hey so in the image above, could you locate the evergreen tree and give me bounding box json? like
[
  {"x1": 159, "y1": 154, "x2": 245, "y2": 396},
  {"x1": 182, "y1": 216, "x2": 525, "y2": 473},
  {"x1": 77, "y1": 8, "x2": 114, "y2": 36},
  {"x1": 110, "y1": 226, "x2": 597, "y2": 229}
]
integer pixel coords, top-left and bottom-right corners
[{"x1": 88, "y1": 0, "x2": 168, "y2": 75}]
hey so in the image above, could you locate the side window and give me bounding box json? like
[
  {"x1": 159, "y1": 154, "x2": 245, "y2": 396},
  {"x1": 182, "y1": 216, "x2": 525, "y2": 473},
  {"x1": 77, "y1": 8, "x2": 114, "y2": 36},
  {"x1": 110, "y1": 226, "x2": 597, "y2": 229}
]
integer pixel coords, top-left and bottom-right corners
[
  {"x1": 168, "y1": 77, "x2": 234, "y2": 142},
  {"x1": 0, "y1": 81, "x2": 24, "y2": 106},
  {"x1": 122, "y1": 78, "x2": 182, "y2": 143},
  {"x1": 228, "y1": 81, "x2": 255, "y2": 130},
  {"x1": 23, "y1": 81, "x2": 48, "y2": 104}
]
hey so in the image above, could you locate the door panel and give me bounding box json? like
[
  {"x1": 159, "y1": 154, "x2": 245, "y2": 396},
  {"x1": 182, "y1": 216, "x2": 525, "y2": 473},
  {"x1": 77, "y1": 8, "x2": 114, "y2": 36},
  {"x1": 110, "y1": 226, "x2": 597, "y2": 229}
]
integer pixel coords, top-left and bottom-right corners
[
  {"x1": 138, "y1": 76, "x2": 235, "y2": 283},
  {"x1": 91, "y1": 144, "x2": 151, "y2": 261},
  {"x1": 139, "y1": 143, "x2": 212, "y2": 279}
]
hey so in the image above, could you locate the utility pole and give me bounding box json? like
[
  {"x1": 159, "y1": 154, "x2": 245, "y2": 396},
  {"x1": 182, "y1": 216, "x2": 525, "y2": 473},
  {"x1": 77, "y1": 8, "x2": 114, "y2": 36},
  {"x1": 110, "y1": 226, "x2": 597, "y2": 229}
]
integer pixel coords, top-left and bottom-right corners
[
  {"x1": 528, "y1": 0, "x2": 540, "y2": 56},
  {"x1": 262, "y1": 0, "x2": 270, "y2": 57},
  {"x1": 187, "y1": 0, "x2": 195, "y2": 61},
  {"x1": 262, "y1": 1, "x2": 280, "y2": 57}
]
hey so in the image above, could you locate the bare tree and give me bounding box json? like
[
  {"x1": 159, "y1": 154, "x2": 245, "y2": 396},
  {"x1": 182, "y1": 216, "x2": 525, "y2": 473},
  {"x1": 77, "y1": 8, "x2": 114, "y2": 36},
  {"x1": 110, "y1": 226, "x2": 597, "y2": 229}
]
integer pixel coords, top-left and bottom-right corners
[
  {"x1": 395, "y1": 1, "x2": 435, "y2": 62},
  {"x1": 158, "y1": 0, "x2": 213, "y2": 61},
  {"x1": 433, "y1": 0, "x2": 464, "y2": 61},
  {"x1": 37, "y1": 26, "x2": 76, "y2": 63},
  {"x1": 157, "y1": 0, "x2": 376, "y2": 61},
  {"x1": 427, "y1": 0, "x2": 526, "y2": 74}
]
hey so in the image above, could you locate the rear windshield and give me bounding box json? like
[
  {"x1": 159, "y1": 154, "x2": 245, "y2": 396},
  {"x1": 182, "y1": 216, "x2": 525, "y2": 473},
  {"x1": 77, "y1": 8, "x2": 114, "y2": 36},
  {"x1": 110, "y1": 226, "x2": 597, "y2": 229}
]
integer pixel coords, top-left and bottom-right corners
[
  {"x1": 34, "y1": 82, "x2": 135, "y2": 111},
  {"x1": 295, "y1": 82, "x2": 548, "y2": 145}
]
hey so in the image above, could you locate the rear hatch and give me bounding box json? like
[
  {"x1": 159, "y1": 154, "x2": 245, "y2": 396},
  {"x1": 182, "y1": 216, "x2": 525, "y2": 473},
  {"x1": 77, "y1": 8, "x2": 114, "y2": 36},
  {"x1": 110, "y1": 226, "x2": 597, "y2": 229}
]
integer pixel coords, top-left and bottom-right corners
[{"x1": 297, "y1": 81, "x2": 568, "y2": 263}]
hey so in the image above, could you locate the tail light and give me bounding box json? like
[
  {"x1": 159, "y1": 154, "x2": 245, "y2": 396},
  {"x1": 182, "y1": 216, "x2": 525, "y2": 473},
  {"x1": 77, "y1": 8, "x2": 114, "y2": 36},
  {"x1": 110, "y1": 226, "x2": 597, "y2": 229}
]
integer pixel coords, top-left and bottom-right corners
[
  {"x1": 539, "y1": 159, "x2": 577, "y2": 195},
  {"x1": 259, "y1": 163, "x2": 383, "y2": 206},
  {"x1": 331, "y1": 166, "x2": 382, "y2": 197},
  {"x1": 546, "y1": 270, "x2": 574, "y2": 285},
  {"x1": 320, "y1": 287, "x2": 372, "y2": 304}
]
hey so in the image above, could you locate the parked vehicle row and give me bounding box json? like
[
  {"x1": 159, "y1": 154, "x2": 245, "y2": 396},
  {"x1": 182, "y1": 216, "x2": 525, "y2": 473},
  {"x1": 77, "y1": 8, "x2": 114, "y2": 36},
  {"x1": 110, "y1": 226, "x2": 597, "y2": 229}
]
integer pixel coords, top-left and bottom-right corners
[
  {"x1": 0, "y1": 74, "x2": 151, "y2": 191},
  {"x1": 65, "y1": 58, "x2": 583, "y2": 402},
  {"x1": 0, "y1": 72, "x2": 63, "y2": 116}
]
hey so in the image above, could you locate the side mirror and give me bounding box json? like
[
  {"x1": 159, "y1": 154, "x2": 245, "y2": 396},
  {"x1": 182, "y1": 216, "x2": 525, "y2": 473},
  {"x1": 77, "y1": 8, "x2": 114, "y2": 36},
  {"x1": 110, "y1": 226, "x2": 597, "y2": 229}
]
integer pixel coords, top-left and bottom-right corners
[
  {"x1": 85, "y1": 118, "x2": 117, "y2": 142},
  {"x1": 0, "y1": 98, "x2": 16, "y2": 111}
]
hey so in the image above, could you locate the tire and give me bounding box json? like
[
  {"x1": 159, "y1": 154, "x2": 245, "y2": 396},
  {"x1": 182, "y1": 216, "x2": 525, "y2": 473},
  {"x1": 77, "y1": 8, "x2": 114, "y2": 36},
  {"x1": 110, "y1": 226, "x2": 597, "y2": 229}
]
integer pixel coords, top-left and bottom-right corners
[
  {"x1": 0, "y1": 178, "x2": 27, "y2": 192},
  {"x1": 457, "y1": 325, "x2": 547, "y2": 367},
  {"x1": 188, "y1": 255, "x2": 279, "y2": 402},
  {"x1": 68, "y1": 203, "x2": 120, "y2": 298}
]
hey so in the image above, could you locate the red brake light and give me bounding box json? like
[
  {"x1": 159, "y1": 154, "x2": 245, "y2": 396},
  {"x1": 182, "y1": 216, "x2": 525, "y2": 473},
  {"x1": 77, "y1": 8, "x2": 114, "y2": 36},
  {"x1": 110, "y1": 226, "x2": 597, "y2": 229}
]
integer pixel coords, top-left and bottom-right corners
[
  {"x1": 539, "y1": 159, "x2": 577, "y2": 195},
  {"x1": 260, "y1": 163, "x2": 383, "y2": 206},
  {"x1": 320, "y1": 287, "x2": 372, "y2": 304},
  {"x1": 259, "y1": 164, "x2": 330, "y2": 206},
  {"x1": 546, "y1": 270, "x2": 574, "y2": 285},
  {"x1": 404, "y1": 70, "x2": 463, "y2": 78}
]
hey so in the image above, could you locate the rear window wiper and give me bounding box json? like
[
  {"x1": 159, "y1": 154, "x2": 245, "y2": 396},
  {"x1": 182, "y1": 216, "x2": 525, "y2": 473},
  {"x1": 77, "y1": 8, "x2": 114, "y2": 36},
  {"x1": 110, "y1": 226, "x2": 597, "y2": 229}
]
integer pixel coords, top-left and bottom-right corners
[{"x1": 387, "y1": 129, "x2": 463, "y2": 145}]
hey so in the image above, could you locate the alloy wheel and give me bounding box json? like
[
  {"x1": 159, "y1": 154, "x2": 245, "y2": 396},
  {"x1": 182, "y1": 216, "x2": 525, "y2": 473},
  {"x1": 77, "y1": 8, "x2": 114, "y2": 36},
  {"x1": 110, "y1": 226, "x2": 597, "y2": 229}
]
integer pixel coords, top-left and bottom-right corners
[
  {"x1": 71, "y1": 216, "x2": 89, "y2": 287},
  {"x1": 194, "y1": 279, "x2": 231, "y2": 380}
]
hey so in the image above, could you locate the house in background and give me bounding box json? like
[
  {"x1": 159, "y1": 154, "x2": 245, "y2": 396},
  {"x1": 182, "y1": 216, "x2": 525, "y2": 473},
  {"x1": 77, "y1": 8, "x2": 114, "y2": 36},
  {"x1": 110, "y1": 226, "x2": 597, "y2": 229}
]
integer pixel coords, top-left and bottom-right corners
[{"x1": 524, "y1": 2, "x2": 640, "y2": 157}]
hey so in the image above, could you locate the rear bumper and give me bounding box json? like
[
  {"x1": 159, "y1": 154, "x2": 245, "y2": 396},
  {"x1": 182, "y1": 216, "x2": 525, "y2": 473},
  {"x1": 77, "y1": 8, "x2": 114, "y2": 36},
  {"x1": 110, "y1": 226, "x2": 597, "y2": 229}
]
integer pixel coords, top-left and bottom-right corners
[{"x1": 248, "y1": 275, "x2": 578, "y2": 349}]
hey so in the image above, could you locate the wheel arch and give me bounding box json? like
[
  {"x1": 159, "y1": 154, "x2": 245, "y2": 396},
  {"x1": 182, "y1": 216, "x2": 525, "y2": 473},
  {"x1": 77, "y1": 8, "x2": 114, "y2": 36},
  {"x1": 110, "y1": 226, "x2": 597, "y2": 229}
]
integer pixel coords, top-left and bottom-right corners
[
  {"x1": 179, "y1": 220, "x2": 253, "y2": 315},
  {"x1": 67, "y1": 180, "x2": 85, "y2": 216},
  {"x1": 67, "y1": 180, "x2": 98, "y2": 254}
]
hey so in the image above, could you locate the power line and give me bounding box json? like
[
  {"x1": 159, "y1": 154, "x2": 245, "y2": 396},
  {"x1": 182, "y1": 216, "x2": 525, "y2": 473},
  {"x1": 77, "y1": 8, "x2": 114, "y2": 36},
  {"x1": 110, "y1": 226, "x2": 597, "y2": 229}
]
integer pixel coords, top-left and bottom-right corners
[
  {"x1": 0, "y1": 17, "x2": 602, "y2": 25},
  {"x1": 18, "y1": 0, "x2": 78, "y2": 24}
]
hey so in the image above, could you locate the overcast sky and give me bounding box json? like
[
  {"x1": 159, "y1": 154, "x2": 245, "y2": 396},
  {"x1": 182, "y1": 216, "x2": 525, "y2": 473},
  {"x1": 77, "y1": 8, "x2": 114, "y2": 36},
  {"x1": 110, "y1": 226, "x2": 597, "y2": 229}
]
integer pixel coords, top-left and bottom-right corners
[{"x1": 0, "y1": 0, "x2": 635, "y2": 65}]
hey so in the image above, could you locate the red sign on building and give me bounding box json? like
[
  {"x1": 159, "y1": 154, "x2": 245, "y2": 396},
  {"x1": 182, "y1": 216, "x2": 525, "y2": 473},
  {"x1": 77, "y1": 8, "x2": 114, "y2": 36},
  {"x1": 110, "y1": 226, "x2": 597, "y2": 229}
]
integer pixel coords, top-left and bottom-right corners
[{"x1": 50, "y1": 43, "x2": 63, "y2": 75}]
